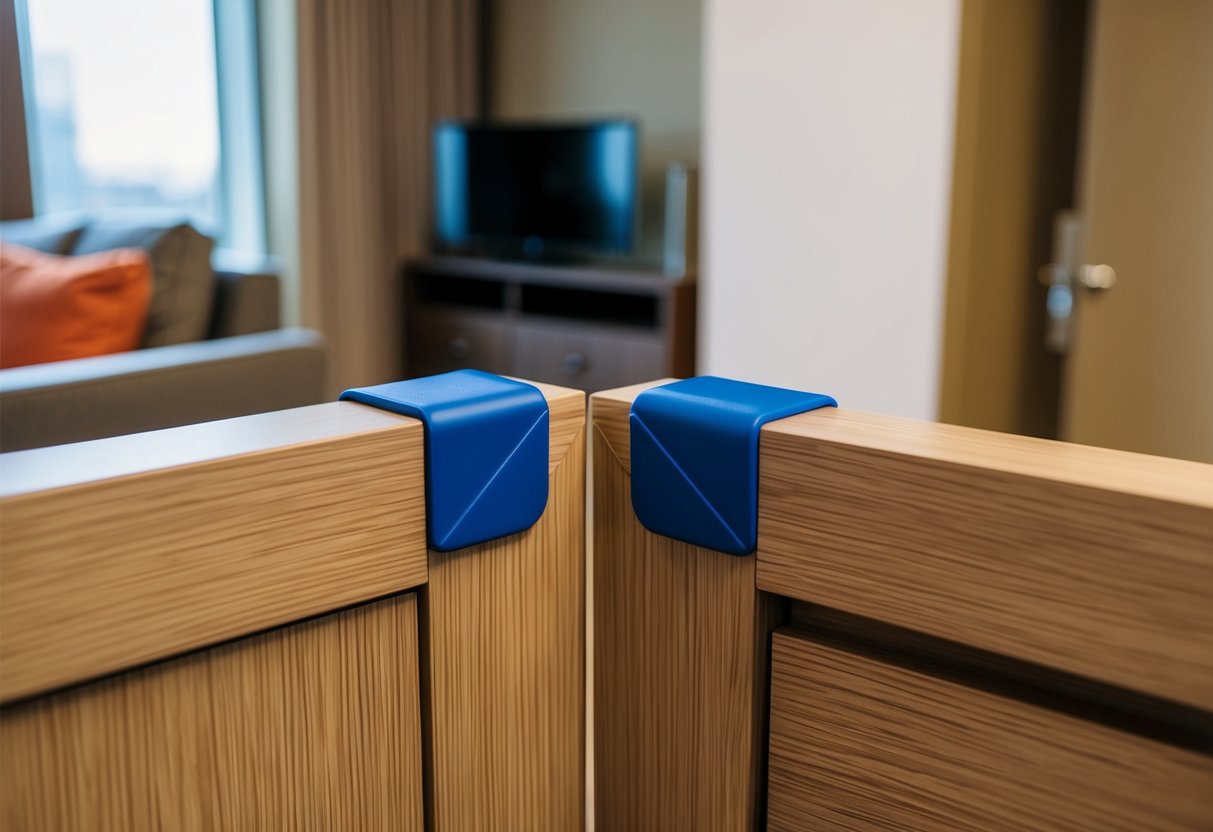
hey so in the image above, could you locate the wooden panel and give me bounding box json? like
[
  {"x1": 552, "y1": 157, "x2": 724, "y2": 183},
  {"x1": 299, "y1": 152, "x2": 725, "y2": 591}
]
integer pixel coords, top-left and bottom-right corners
[
  {"x1": 516, "y1": 378, "x2": 587, "y2": 476},
  {"x1": 591, "y1": 383, "x2": 781, "y2": 831},
  {"x1": 767, "y1": 628, "x2": 1213, "y2": 831},
  {"x1": 590, "y1": 378, "x2": 676, "y2": 473},
  {"x1": 1, "y1": 593, "x2": 425, "y2": 830},
  {"x1": 756, "y1": 406, "x2": 1213, "y2": 709},
  {"x1": 424, "y1": 384, "x2": 586, "y2": 830},
  {"x1": 0, "y1": 402, "x2": 427, "y2": 702}
]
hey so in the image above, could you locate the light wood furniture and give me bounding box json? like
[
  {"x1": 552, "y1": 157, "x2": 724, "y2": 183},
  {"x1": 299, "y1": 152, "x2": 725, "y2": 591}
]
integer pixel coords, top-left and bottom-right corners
[
  {"x1": 424, "y1": 385, "x2": 586, "y2": 829},
  {"x1": 768, "y1": 626, "x2": 1212, "y2": 832},
  {"x1": 0, "y1": 380, "x2": 586, "y2": 830},
  {"x1": 2, "y1": 595, "x2": 426, "y2": 830},
  {"x1": 0, "y1": 402, "x2": 427, "y2": 703},
  {"x1": 404, "y1": 255, "x2": 696, "y2": 391},
  {"x1": 592, "y1": 382, "x2": 780, "y2": 830},
  {"x1": 591, "y1": 380, "x2": 1213, "y2": 830},
  {"x1": 757, "y1": 406, "x2": 1213, "y2": 709}
]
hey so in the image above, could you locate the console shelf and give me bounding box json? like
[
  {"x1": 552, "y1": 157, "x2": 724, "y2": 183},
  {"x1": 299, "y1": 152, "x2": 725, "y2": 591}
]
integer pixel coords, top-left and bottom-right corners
[{"x1": 404, "y1": 256, "x2": 696, "y2": 391}]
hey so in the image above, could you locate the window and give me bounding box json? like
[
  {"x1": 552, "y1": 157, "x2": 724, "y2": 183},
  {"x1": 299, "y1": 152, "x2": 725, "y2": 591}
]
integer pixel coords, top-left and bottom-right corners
[{"x1": 16, "y1": 0, "x2": 265, "y2": 253}]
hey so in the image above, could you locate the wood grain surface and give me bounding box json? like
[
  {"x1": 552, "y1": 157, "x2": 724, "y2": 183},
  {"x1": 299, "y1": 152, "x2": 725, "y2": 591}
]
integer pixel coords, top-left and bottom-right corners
[
  {"x1": 589, "y1": 378, "x2": 675, "y2": 473},
  {"x1": 524, "y1": 379, "x2": 586, "y2": 474},
  {"x1": 591, "y1": 384, "x2": 781, "y2": 831},
  {"x1": 1, "y1": 593, "x2": 425, "y2": 830},
  {"x1": 767, "y1": 627, "x2": 1213, "y2": 831},
  {"x1": 0, "y1": 402, "x2": 428, "y2": 703},
  {"x1": 423, "y1": 384, "x2": 587, "y2": 831},
  {"x1": 756, "y1": 406, "x2": 1213, "y2": 709}
]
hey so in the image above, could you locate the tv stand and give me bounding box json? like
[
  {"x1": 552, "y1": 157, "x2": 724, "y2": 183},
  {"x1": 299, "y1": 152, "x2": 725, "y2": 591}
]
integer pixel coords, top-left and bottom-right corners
[{"x1": 404, "y1": 255, "x2": 696, "y2": 391}]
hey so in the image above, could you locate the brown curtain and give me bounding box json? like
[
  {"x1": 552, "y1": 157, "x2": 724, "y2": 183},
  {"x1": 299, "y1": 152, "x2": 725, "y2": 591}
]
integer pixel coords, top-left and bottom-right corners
[
  {"x1": 1, "y1": 0, "x2": 34, "y2": 220},
  {"x1": 296, "y1": 0, "x2": 479, "y2": 392}
]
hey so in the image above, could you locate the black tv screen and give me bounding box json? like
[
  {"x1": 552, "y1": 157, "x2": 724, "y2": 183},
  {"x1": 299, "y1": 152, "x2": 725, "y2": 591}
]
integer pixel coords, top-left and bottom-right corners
[{"x1": 433, "y1": 121, "x2": 637, "y2": 257}]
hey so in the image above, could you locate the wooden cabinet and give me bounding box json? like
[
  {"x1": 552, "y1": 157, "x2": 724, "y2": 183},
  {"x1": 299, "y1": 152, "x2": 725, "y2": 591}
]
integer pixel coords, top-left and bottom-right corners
[
  {"x1": 5, "y1": 373, "x2": 1210, "y2": 828},
  {"x1": 0, "y1": 380, "x2": 587, "y2": 830},
  {"x1": 405, "y1": 255, "x2": 695, "y2": 391},
  {"x1": 590, "y1": 380, "x2": 1213, "y2": 831}
]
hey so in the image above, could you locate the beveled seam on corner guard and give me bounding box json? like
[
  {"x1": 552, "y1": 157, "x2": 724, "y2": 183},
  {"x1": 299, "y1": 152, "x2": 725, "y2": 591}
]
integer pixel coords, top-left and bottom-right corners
[
  {"x1": 341, "y1": 369, "x2": 549, "y2": 551},
  {"x1": 629, "y1": 375, "x2": 835, "y2": 556}
]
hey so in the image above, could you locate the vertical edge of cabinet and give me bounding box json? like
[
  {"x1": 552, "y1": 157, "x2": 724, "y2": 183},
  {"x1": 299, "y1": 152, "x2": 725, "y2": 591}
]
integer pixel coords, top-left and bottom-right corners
[
  {"x1": 420, "y1": 383, "x2": 587, "y2": 831},
  {"x1": 591, "y1": 383, "x2": 781, "y2": 831}
]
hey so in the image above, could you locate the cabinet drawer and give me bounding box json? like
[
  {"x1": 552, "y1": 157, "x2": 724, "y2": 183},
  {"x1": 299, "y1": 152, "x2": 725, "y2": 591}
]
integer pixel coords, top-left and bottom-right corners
[
  {"x1": 514, "y1": 319, "x2": 664, "y2": 392},
  {"x1": 767, "y1": 629, "x2": 1213, "y2": 831},
  {"x1": 408, "y1": 310, "x2": 511, "y2": 376}
]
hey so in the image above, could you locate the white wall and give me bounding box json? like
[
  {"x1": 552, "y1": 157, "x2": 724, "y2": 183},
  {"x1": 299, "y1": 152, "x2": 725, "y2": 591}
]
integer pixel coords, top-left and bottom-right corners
[{"x1": 702, "y1": 0, "x2": 960, "y2": 420}]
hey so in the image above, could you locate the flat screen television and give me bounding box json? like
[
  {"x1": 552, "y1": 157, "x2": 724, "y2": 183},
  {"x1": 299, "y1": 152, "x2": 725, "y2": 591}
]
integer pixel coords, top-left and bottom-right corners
[{"x1": 432, "y1": 120, "x2": 638, "y2": 259}]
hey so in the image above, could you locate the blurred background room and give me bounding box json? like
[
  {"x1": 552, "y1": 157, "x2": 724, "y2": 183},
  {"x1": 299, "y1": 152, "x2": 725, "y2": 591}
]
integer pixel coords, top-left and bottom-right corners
[{"x1": 1, "y1": 0, "x2": 1209, "y2": 462}]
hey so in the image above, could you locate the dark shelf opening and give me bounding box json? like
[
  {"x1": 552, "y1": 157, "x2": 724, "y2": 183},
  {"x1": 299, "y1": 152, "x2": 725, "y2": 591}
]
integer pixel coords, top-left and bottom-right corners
[
  {"x1": 414, "y1": 274, "x2": 506, "y2": 310},
  {"x1": 520, "y1": 285, "x2": 659, "y2": 328}
]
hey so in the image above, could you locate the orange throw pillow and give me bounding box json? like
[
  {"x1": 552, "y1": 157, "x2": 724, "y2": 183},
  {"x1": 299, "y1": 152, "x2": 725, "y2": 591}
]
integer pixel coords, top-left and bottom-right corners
[{"x1": 0, "y1": 242, "x2": 153, "y2": 369}]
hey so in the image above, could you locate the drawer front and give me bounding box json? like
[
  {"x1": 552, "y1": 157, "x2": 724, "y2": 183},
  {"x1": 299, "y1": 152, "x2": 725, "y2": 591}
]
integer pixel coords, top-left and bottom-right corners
[
  {"x1": 768, "y1": 629, "x2": 1213, "y2": 832},
  {"x1": 408, "y1": 310, "x2": 511, "y2": 376},
  {"x1": 514, "y1": 320, "x2": 664, "y2": 392}
]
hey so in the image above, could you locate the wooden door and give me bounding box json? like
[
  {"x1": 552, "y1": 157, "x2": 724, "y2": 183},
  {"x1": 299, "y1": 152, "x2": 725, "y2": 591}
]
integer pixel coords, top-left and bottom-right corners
[
  {"x1": 0, "y1": 379, "x2": 586, "y2": 830},
  {"x1": 1062, "y1": 0, "x2": 1213, "y2": 462}
]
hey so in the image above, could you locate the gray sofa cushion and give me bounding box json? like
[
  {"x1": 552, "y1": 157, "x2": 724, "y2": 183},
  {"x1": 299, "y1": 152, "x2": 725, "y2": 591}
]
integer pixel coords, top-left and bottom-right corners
[
  {"x1": 72, "y1": 221, "x2": 215, "y2": 347},
  {"x1": 0, "y1": 215, "x2": 86, "y2": 254},
  {"x1": 0, "y1": 328, "x2": 328, "y2": 451}
]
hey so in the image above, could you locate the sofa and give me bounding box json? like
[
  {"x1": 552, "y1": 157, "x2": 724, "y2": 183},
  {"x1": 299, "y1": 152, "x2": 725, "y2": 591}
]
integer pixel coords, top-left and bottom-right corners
[{"x1": 0, "y1": 215, "x2": 327, "y2": 451}]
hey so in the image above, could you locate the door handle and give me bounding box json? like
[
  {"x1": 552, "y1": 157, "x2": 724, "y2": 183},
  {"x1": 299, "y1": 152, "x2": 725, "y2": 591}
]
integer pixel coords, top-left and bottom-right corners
[
  {"x1": 1038, "y1": 263, "x2": 1116, "y2": 292},
  {"x1": 1037, "y1": 212, "x2": 1116, "y2": 354},
  {"x1": 1076, "y1": 264, "x2": 1117, "y2": 291},
  {"x1": 1037, "y1": 262, "x2": 1116, "y2": 354}
]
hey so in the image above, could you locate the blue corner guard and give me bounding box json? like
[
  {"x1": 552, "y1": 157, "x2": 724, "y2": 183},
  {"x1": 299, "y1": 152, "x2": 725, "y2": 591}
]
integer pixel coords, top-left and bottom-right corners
[
  {"x1": 630, "y1": 376, "x2": 836, "y2": 556},
  {"x1": 340, "y1": 370, "x2": 549, "y2": 551}
]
